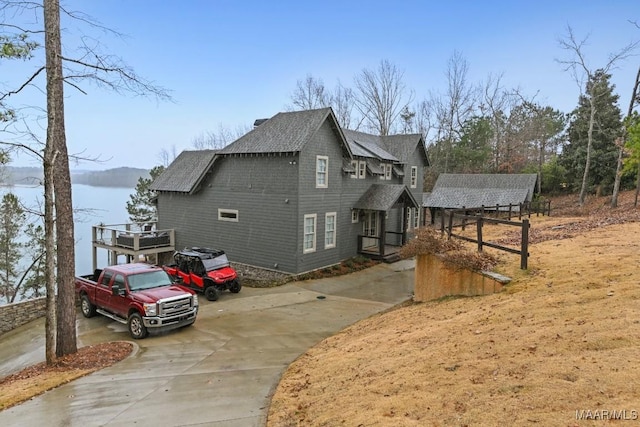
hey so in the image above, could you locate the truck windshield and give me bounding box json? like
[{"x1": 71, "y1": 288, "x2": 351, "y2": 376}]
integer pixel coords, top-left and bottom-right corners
[
  {"x1": 128, "y1": 270, "x2": 173, "y2": 291},
  {"x1": 202, "y1": 253, "x2": 230, "y2": 271}
]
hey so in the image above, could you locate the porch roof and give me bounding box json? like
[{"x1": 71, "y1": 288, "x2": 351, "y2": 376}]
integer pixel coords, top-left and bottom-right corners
[{"x1": 354, "y1": 184, "x2": 419, "y2": 211}]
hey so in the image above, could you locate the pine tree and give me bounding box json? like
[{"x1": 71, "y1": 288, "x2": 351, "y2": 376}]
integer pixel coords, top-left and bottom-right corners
[
  {"x1": 0, "y1": 193, "x2": 26, "y2": 304},
  {"x1": 561, "y1": 70, "x2": 623, "y2": 196},
  {"x1": 126, "y1": 166, "x2": 165, "y2": 226}
]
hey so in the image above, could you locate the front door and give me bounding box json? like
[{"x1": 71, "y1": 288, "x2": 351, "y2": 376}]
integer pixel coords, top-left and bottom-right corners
[{"x1": 362, "y1": 210, "x2": 380, "y2": 250}]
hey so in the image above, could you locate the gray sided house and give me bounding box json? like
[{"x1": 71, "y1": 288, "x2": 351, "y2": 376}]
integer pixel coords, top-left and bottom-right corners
[
  {"x1": 422, "y1": 173, "x2": 538, "y2": 223},
  {"x1": 151, "y1": 107, "x2": 429, "y2": 274}
]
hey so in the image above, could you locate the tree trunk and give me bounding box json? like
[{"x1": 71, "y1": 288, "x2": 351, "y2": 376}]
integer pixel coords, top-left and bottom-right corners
[
  {"x1": 44, "y1": 0, "x2": 77, "y2": 357},
  {"x1": 611, "y1": 141, "x2": 623, "y2": 207},
  {"x1": 44, "y1": 151, "x2": 56, "y2": 364},
  {"x1": 579, "y1": 99, "x2": 596, "y2": 206}
]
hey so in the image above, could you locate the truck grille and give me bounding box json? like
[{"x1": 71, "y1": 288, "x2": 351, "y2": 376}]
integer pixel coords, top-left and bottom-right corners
[{"x1": 158, "y1": 295, "x2": 193, "y2": 316}]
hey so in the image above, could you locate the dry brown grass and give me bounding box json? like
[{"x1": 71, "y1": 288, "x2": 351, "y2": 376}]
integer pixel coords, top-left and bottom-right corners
[{"x1": 267, "y1": 192, "x2": 640, "y2": 426}]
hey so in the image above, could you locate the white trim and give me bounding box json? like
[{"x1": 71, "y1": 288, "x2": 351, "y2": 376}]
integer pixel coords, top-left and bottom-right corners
[
  {"x1": 413, "y1": 207, "x2": 420, "y2": 229},
  {"x1": 410, "y1": 166, "x2": 418, "y2": 188},
  {"x1": 351, "y1": 209, "x2": 359, "y2": 223},
  {"x1": 357, "y1": 160, "x2": 366, "y2": 179},
  {"x1": 350, "y1": 160, "x2": 358, "y2": 179},
  {"x1": 303, "y1": 214, "x2": 317, "y2": 253},
  {"x1": 385, "y1": 164, "x2": 392, "y2": 180},
  {"x1": 316, "y1": 156, "x2": 328, "y2": 188},
  {"x1": 218, "y1": 208, "x2": 239, "y2": 222},
  {"x1": 325, "y1": 212, "x2": 337, "y2": 249}
]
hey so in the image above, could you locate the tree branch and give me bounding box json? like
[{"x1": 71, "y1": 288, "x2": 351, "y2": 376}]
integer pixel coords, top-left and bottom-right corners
[{"x1": 0, "y1": 66, "x2": 45, "y2": 102}]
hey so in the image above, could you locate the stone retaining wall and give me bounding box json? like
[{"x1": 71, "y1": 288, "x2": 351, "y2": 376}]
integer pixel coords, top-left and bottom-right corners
[
  {"x1": 0, "y1": 297, "x2": 46, "y2": 335},
  {"x1": 414, "y1": 253, "x2": 511, "y2": 302}
]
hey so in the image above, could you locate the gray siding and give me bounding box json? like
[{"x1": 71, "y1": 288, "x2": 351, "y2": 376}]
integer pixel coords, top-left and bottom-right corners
[
  {"x1": 157, "y1": 154, "x2": 300, "y2": 273},
  {"x1": 296, "y1": 120, "x2": 345, "y2": 272}
]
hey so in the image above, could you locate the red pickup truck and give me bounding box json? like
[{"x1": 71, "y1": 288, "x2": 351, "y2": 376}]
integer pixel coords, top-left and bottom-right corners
[{"x1": 75, "y1": 263, "x2": 199, "y2": 339}]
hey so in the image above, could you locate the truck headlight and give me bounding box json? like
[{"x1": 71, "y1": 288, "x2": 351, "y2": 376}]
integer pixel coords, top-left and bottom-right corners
[
  {"x1": 144, "y1": 303, "x2": 157, "y2": 316},
  {"x1": 192, "y1": 294, "x2": 199, "y2": 306}
]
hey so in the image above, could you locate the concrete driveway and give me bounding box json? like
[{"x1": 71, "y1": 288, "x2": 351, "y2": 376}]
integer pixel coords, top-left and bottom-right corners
[{"x1": 0, "y1": 261, "x2": 414, "y2": 426}]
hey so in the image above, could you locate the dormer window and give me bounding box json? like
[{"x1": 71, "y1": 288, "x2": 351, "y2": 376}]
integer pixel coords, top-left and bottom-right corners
[{"x1": 379, "y1": 163, "x2": 392, "y2": 180}]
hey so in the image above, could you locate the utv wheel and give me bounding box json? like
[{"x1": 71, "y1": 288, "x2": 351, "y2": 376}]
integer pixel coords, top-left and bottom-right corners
[
  {"x1": 80, "y1": 294, "x2": 96, "y2": 318},
  {"x1": 230, "y1": 280, "x2": 242, "y2": 293},
  {"x1": 204, "y1": 286, "x2": 219, "y2": 301},
  {"x1": 128, "y1": 312, "x2": 148, "y2": 339}
]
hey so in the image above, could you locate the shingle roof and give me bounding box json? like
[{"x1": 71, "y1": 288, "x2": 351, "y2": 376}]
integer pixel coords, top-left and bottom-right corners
[
  {"x1": 219, "y1": 107, "x2": 349, "y2": 155},
  {"x1": 422, "y1": 174, "x2": 537, "y2": 208},
  {"x1": 150, "y1": 150, "x2": 217, "y2": 193},
  {"x1": 341, "y1": 129, "x2": 428, "y2": 166},
  {"x1": 381, "y1": 134, "x2": 428, "y2": 165},
  {"x1": 354, "y1": 184, "x2": 419, "y2": 211}
]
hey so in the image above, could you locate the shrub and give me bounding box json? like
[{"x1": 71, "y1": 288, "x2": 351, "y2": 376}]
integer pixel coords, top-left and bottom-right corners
[{"x1": 400, "y1": 227, "x2": 498, "y2": 272}]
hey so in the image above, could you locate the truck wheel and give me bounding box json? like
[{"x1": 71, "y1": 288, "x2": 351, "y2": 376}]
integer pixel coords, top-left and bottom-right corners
[
  {"x1": 128, "y1": 312, "x2": 148, "y2": 339},
  {"x1": 230, "y1": 280, "x2": 242, "y2": 293},
  {"x1": 204, "y1": 286, "x2": 219, "y2": 301},
  {"x1": 80, "y1": 294, "x2": 96, "y2": 318}
]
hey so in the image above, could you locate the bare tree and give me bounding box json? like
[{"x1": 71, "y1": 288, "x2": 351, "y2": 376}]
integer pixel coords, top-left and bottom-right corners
[
  {"x1": 2, "y1": 0, "x2": 170, "y2": 362},
  {"x1": 432, "y1": 51, "x2": 477, "y2": 172},
  {"x1": 191, "y1": 123, "x2": 250, "y2": 150},
  {"x1": 353, "y1": 59, "x2": 412, "y2": 136},
  {"x1": 43, "y1": 0, "x2": 77, "y2": 357},
  {"x1": 557, "y1": 25, "x2": 638, "y2": 206},
  {"x1": 289, "y1": 74, "x2": 329, "y2": 110},
  {"x1": 414, "y1": 98, "x2": 435, "y2": 140},
  {"x1": 157, "y1": 145, "x2": 178, "y2": 167},
  {"x1": 329, "y1": 82, "x2": 356, "y2": 129}
]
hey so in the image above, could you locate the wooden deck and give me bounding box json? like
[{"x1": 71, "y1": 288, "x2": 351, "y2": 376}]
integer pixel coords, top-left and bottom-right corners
[{"x1": 91, "y1": 223, "x2": 175, "y2": 270}]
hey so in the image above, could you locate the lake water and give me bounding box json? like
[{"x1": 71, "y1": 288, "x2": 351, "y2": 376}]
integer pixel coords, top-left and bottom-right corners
[{"x1": 2, "y1": 184, "x2": 134, "y2": 276}]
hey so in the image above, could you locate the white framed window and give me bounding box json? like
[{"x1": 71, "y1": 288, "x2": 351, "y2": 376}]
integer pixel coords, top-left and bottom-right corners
[
  {"x1": 413, "y1": 207, "x2": 420, "y2": 229},
  {"x1": 406, "y1": 208, "x2": 412, "y2": 231},
  {"x1": 410, "y1": 166, "x2": 418, "y2": 188},
  {"x1": 218, "y1": 208, "x2": 239, "y2": 222},
  {"x1": 325, "y1": 212, "x2": 337, "y2": 249},
  {"x1": 316, "y1": 156, "x2": 328, "y2": 188},
  {"x1": 380, "y1": 163, "x2": 392, "y2": 180},
  {"x1": 358, "y1": 160, "x2": 366, "y2": 179},
  {"x1": 363, "y1": 211, "x2": 378, "y2": 237},
  {"x1": 350, "y1": 160, "x2": 358, "y2": 179},
  {"x1": 351, "y1": 209, "x2": 359, "y2": 223},
  {"x1": 303, "y1": 214, "x2": 317, "y2": 253}
]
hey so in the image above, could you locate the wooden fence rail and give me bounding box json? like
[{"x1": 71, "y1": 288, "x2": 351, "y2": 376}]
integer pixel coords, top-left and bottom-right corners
[{"x1": 441, "y1": 211, "x2": 530, "y2": 269}]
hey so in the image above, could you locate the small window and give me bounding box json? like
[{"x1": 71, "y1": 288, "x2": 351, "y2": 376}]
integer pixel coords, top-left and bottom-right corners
[
  {"x1": 358, "y1": 160, "x2": 366, "y2": 179},
  {"x1": 303, "y1": 214, "x2": 317, "y2": 253},
  {"x1": 350, "y1": 160, "x2": 358, "y2": 179},
  {"x1": 218, "y1": 209, "x2": 239, "y2": 222},
  {"x1": 325, "y1": 212, "x2": 337, "y2": 249},
  {"x1": 410, "y1": 166, "x2": 418, "y2": 188},
  {"x1": 406, "y1": 208, "x2": 412, "y2": 231},
  {"x1": 413, "y1": 207, "x2": 420, "y2": 229},
  {"x1": 380, "y1": 163, "x2": 392, "y2": 180},
  {"x1": 316, "y1": 156, "x2": 328, "y2": 188},
  {"x1": 351, "y1": 209, "x2": 359, "y2": 223}
]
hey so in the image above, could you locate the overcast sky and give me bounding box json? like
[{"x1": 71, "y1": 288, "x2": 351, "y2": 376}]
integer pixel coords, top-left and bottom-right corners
[{"x1": 2, "y1": 0, "x2": 639, "y2": 170}]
